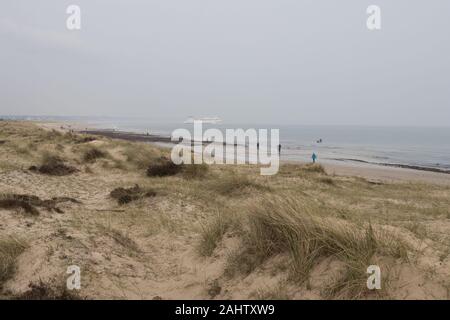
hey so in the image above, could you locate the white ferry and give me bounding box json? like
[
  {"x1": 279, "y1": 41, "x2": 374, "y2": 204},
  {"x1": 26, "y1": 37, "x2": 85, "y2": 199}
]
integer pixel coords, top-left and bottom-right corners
[{"x1": 184, "y1": 116, "x2": 222, "y2": 124}]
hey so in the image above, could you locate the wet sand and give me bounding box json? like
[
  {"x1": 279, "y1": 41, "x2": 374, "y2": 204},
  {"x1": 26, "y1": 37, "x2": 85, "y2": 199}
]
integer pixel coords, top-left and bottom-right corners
[{"x1": 322, "y1": 161, "x2": 450, "y2": 186}]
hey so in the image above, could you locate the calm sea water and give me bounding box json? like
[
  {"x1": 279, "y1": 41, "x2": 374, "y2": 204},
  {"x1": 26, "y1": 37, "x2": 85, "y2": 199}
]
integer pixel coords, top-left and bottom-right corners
[{"x1": 83, "y1": 119, "x2": 450, "y2": 170}]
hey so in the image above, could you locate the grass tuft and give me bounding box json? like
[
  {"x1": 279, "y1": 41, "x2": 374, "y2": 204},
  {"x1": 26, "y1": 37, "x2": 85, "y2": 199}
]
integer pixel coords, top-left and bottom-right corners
[
  {"x1": 198, "y1": 210, "x2": 232, "y2": 256},
  {"x1": 208, "y1": 172, "x2": 267, "y2": 196},
  {"x1": 110, "y1": 185, "x2": 156, "y2": 205},
  {"x1": 318, "y1": 177, "x2": 335, "y2": 185},
  {"x1": 0, "y1": 196, "x2": 40, "y2": 215},
  {"x1": 147, "y1": 157, "x2": 183, "y2": 177},
  {"x1": 0, "y1": 236, "x2": 27, "y2": 288},
  {"x1": 302, "y1": 163, "x2": 326, "y2": 174},
  {"x1": 123, "y1": 144, "x2": 160, "y2": 170},
  {"x1": 182, "y1": 163, "x2": 209, "y2": 180},
  {"x1": 31, "y1": 153, "x2": 77, "y2": 176},
  {"x1": 82, "y1": 147, "x2": 108, "y2": 163},
  {"x1": 0, "y1": 194, "x2": 81, "y2": 215},
  {"x1": 225, "y1": 196, "x2": 407, "y2": 290},
  {"x1": 14, "y1": 280, "x2": 81, "y2": 300}
]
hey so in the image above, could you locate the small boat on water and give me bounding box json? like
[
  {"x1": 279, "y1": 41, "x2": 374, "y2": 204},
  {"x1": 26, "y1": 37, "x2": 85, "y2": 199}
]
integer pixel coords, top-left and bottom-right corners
[{"x1": 184, "y1": 116, "x2": 221, "y2": 124}]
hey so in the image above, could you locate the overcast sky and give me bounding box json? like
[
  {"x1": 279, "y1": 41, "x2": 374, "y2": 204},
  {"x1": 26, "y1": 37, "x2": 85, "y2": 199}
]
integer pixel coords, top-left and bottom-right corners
[{"x1": 1, "y1": 1, "x2": 449, "y2": 126}]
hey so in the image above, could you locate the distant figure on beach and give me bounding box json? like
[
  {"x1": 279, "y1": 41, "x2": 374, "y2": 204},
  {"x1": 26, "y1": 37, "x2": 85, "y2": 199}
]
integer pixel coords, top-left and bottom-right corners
[
  {"x1": 257, "y1": 142, "x2": 259, "y2": 150},
  {"x1": 278, "y1": 144, "x2": 281, "y2": 154},
  {"x1": 312, "y1": 152, "x2": 317, "y2": 163}
]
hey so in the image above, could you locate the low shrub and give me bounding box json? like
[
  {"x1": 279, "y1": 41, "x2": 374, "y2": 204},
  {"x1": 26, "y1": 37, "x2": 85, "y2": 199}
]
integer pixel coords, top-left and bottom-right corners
[
  {"x1": 110, "y1": 185, "x2": 156, "y2": 205},
  {"x1": 82, "y1": 147, "x2": 108, "y2": 163},
  {"x1": 147, "y1": 157, "x2": 183, "y2": 177},
  {"x1": 31, "y1": 154, "x2": 77, "y2": 176},
  {"x1": 0, "y1": 236, "x2": 27, "y2": 288}
]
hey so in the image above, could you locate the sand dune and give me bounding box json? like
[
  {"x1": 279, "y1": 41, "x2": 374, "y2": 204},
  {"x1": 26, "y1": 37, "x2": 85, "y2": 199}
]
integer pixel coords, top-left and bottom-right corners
[{"x1": 1, "y1": 121, "x2": 449, "y2": 300}]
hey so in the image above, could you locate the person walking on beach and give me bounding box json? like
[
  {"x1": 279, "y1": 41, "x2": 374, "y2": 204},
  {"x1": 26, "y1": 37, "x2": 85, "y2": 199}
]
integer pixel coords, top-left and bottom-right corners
[
  {"x1": 278, "y1": 144, "x2": 281, "y2": 154},
  {"x1": 312, "y1": 152, "x2": 317, "y2": 163}
]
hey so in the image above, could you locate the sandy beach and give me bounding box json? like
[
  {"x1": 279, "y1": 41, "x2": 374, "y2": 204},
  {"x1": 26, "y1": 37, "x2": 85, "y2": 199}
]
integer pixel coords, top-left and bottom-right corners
[{"x1": 323, "y1": 161, "x2": 450, "y2": 186}]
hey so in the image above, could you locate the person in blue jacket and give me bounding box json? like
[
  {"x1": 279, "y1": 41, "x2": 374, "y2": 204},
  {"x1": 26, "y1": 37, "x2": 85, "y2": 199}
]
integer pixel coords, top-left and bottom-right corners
[{"x1": 312, "y1": 152, "x2": 317, "y2": 163}]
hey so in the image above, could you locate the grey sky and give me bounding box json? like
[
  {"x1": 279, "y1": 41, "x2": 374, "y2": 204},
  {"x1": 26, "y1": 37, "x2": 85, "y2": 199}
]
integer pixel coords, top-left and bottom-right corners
[{"x1": 1, "y1": 0, "x2": 449, "y2": 126}]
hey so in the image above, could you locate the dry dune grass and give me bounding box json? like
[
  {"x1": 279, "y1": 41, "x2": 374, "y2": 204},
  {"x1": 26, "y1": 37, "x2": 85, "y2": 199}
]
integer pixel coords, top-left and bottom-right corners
[
  {"x1": 121, "y1": 143, "x2": 161, "y2": 170},
  {"x1": 198, "y1": 209, "x2": 235, "y2": 256},
  {"x1": 109, "y1": 184, "x2": 156, "y2": 205},
  {"x1": 13, "y1": 280, "x2": 81, "y2": 300},
  {"x1": 81, "y1": 146, "x2": 109, "y2": 163},
  {"x1": 146, "y1": 157, "x2": 209, "y2": 179},
  {"x1": 0, "y1": 236, "x2": 27, "y2": 289},
  {"x1": 1, "y1": 121, "x2": 449, "y2": 299},
  {"x1": 279, "y1": 163, "x2": 326, "y2": 176},
  {"x1": 97, "y1": 224, "x2": 141, "y2": 254},
  {"x1": 0, "y1": 193, "x2": 81, "y2": 215},
  {"x1": 302, "y1": 163, "x2": 327, "y2": 174},
  {"x1": 207, "y1": 171, "x2": 269, "y2": 196},
  {"x1": 30, "y1": 153, "x2": 78, "y2": 176},
  {"x1": 182, "y1": 163, "x2": 209, "y2": 180},
  {"x1": 146, "y1": 157, "x2": 184, "y2": 177},
  {"x1": 223, "y1": 196, "x2": 407, "y2": 298}
]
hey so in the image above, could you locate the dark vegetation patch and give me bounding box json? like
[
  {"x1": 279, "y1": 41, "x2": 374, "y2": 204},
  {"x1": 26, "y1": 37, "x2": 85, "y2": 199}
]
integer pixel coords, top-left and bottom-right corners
[
  {"x1": 207, "y1": 280, "x2": 222, "y2": 298},
  {"x1": 0, "y1": 237, "x2": 27, "y2": 289},
  {"x1": 75, "y1": 136, "x2": 96, "y2": 144},
  {"x1": 0, "y1": 194, "x2": 81, "y2": 215},
  {"x1": 0, "y1": 198, "x2": 39, "y2": 215},
  {"x1": 146, "y1": 157, "x2": 210, "y2": 179},
  {"x1": 367, "y1": 180, "x2": 384, "y2": 186},
  {"x1": 82, "y1": 147, "x2": 108, "y2": 163},
  {"x1": 60, "y1": 132, "x2": 97, "y2": 145},
  {"x1": 146, "y1": 157, "x2": 184, "y2": 177},
  {"x1": 12, "y1": 281, "x2": 82, "y2": 300},
  {"x1": 29, "y1": 154, "x2": 77, "y2": 176},
  {"x1": 110, "y1": 184, "x2": 156, "y2": 205},
  {"x1": 279, "y1": 163, "x2": 326, "y2": 176},
  {"x1": 318, "y1": 177, "x2": 335, "y2": 185}
]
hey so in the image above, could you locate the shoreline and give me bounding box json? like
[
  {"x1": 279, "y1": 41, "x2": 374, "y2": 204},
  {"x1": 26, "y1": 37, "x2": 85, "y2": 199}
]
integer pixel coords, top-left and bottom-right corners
[
  {"x1": 37, "y1": 121, "x2": 450, "y2": 185},
  {"x1": 329, "y1": 158, "x2": 450, "y2": 175}
]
